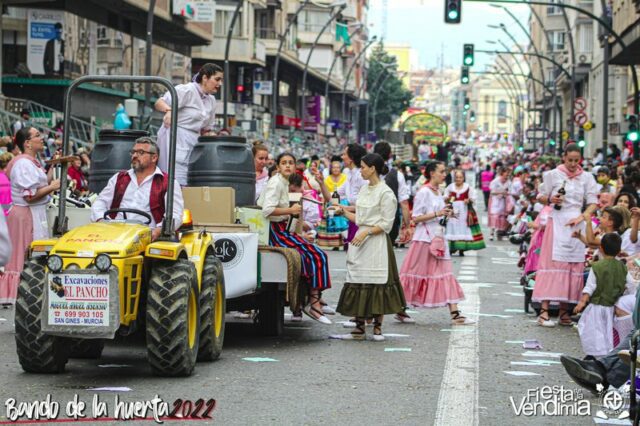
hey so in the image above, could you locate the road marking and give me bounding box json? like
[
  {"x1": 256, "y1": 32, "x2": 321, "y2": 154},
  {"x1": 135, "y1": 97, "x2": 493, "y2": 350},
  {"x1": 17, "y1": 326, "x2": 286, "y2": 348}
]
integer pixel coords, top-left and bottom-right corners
[
  {"x1": 457, "y1": 276, "x2": 477, "y2": 281},
  {"x1": 460, "y1": 257, "x2": 478, "y2": 266},
  {"x1": 434, "y1": 276, "x2": 479, "y2": 425},
  {"x1": 491, "y1": 258, "x2": 518, "y2": 265}
]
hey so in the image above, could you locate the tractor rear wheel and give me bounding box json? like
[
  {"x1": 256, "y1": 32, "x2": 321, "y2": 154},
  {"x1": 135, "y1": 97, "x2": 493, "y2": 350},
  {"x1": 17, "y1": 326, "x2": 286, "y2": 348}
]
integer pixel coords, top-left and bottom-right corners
[
  {"x1": 15, "y1": 258, "x2": 70, "y2": 373},
  {"x1": 69, "y1": 339, "x2": 105, "y2": 359},
  {"x1": 146, "y1": 260, "x2": 199, "y2": 377},
  {"x1": 197, "y1": 254, "x2": 226, "y2": 361}
]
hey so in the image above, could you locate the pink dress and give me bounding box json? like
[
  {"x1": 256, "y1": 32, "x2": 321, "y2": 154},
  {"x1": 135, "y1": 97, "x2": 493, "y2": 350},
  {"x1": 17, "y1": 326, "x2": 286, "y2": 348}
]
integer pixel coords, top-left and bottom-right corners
[
  {"x1": 0, "y1": 171, "x2": 11, "y2": 216},
  {"x1": 488, "y1": 177, "x2": 509, "y2": 229},
  {"x1": 532, "y1": 167, "x2": 598, "y2": 304},
  {"x1": 523, "y1": 206, "x2": 552, "y2": 274},
  {"x1": 0, "y1": 156, "x2": 51, "y2": 304},
  {"x1": 399, "y1": 185, "x2": 465, "y2": 308}
]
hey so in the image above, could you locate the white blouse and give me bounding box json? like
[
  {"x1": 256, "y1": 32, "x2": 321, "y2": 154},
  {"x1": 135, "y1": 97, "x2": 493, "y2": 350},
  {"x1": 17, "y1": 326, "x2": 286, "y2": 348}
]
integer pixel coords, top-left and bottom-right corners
[
  {"x1": 355, "y1": 183, "x2": 397, "y2": 233},
  {"x1": 10, "y1": 158, "x2": 49, "y2": 207},
  {"x1": 161, "y1": 82, "x2": 217, "y2": 133},
  {"x1": 259, "y1": 174, "x2": 290, "y2": 222},
  {"x1": 344, "y1": 167, "x2": 366, "y2": 205},
  {"x1": 412, "y1": 186, "x2": 444, "y2": 243},
  {"x1": 539, "y1": 168, "x2": 598, "y2": 214}
]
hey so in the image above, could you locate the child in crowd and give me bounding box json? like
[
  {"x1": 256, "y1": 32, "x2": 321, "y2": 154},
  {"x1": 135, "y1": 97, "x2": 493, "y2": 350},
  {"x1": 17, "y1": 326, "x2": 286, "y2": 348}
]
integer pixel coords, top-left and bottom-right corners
[
  {"x1": 574, "y1": 233, "x2": 635, "y2": 356},
  {"x1": 289, "y1": 173, "x2": 322, "y2": 239}
]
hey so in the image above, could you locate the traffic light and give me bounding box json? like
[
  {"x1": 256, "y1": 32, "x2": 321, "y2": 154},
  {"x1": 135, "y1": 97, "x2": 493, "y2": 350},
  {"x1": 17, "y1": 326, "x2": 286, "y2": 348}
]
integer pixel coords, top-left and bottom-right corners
[
  {"x1": 549, "y1": 139, "x2": 556, "y2": 146},
  {"x1": 469, "y1": 111, "x2": 476, "y2": 122},
  {"x1": 626, "y1": 114, "x2": 639, "y2": 142},
  {"x1": 444, "y1": 0, "x2": 462, "y2": 24},
  {"x1": 463, "y1": 44, "x2": 474, "y2": 66},
  {"x1": 463, "y1": 97, "x2": 470, "y2": 110},
  {"x1": 461, "y1": 66, "x2": 469, "y2": 84},
  {"x1": 577, "y1": 128, "x2": 586, "y2": 148}
]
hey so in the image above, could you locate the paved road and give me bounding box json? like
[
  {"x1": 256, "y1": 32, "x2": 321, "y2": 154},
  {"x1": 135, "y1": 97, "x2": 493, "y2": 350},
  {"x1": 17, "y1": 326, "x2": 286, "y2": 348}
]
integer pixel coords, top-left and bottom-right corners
[{"x1": 0, "y1": 212, "x2": 619, "y2": 425}]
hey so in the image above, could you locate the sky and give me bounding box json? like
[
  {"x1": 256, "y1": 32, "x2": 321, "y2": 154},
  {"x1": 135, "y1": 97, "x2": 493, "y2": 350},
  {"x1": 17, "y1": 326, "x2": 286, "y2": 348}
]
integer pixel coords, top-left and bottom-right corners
[{"x1": 367, "y1": 0, "x2": 532, "y2": 70}]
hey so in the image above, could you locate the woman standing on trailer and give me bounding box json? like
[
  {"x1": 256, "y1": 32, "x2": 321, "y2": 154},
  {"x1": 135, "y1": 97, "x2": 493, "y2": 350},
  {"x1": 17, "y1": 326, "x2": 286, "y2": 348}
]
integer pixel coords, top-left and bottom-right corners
[
  {"x1": 533, "y1": 144, "x2": 598, "y2": 327},
  {"x1": 259, "y1": 152, "x2": 332, "y2": 325},
  {"x1": 155, "y1": 63, "x2": 224, "y2": 186},
  {"x1": 0, "y1": 127, "x2": 60, "y2": 306}
]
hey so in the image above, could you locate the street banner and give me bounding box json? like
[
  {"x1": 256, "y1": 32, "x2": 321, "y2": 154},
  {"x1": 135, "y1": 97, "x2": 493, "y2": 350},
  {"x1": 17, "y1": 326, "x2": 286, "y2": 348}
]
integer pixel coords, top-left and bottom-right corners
[
  {"x1": 254, "y1": 81, "x2": 273, "y2": 95},
  {"x1": 172, "y1": 0, "x2": 216, "y2": 22},
  {"x1": 27, "y1": 9, "x2": 65, "y2": 76},
  {"x1": 305, "y1": 95, "x2": 321, "y2": 131}
]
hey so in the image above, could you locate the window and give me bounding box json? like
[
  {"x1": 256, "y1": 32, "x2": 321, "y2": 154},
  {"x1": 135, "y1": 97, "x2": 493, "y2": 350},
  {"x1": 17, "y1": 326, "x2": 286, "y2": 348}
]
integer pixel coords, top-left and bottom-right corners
[
  {"x1": 547, "y1": 31, "x2": 565, "y2": 51},
  {"x1": 547, "y1": 0, "x2": 563, "y2": 15},
  {"x1": 578, "y1": 23, "x2": 593, "y2": 54},
  {"x1": 300, "y1": 10, "x2": 330, "y2": 33},
  {"x1": 97, "y1": 26, "x2": 109, "y2": 46},
  {"x1": 214, "y1": 9, "x2": 243, "y2": 37},
  {"x1": 498, "y1": 100, "x2": 507, "y2": 118}
]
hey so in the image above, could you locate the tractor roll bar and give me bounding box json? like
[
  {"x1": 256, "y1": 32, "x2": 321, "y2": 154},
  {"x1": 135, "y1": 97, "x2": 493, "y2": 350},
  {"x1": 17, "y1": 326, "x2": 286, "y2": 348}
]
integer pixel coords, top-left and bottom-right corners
[{"x1": 58, "y1": 75, "x2": 178, "y2": 239}]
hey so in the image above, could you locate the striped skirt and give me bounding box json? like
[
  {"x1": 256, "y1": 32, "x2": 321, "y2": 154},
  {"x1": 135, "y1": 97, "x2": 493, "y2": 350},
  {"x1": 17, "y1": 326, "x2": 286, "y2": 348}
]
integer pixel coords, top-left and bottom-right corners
[{"x1": 269, "y1": 221, "x2": 331, "y2": 290}]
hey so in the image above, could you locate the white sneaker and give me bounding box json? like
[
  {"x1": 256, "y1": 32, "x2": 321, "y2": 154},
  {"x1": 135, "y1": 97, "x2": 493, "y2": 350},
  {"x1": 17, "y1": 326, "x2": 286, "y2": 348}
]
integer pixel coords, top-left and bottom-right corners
[
  {"x1": 321, "y1": 305, "x2": 336, "y2": 315},
  {"x1": 290, "y1": 314, "x2": 303, "y2": 322},
  {"x1": 329, "y1": 333, "x2": 365, "y2": 341}
]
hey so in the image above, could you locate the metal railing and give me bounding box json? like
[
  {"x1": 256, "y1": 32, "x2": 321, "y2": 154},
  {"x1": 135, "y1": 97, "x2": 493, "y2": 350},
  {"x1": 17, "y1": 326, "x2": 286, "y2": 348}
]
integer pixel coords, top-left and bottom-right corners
[
  {"x1": 0, "y1": 107, "x2": 85, "y2": 150},
  {"x1": 3, "y1": 96, "x2": 96, "y2": 147}
]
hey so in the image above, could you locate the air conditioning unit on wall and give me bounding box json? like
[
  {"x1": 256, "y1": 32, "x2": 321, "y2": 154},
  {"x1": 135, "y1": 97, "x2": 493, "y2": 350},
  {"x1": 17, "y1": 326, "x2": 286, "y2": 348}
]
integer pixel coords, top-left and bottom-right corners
[{"x1": 578, "y1": 53, "x2": 592, "y2": 65}]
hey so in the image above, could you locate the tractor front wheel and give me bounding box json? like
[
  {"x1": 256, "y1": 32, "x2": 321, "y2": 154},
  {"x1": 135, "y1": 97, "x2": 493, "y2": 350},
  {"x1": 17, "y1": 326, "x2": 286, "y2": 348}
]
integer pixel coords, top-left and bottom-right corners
[
  {"x1": 146, "y1": 260, "x2": 199, "y2": 377},
  {"x1": 15, "y1": 258, "x2": 70, "y2": 373}
]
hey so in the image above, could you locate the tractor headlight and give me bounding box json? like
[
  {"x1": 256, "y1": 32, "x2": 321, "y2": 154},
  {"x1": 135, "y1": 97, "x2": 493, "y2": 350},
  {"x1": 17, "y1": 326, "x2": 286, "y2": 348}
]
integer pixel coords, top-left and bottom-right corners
[
  {"x1": 47, "y1": 255, "x2": 63, "y2": 273},
  {"x1": 95, "y1": 254, "x2": 112, "y2": 272}
]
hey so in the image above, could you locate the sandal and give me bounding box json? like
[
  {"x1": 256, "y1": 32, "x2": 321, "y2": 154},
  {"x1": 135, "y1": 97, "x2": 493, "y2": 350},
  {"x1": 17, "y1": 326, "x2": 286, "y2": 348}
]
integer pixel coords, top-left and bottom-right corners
[
  {"x1": 450, "y1": 310, "x2": 476, "y2": 325},
  {"x1": 558, "y1": 310, "x2": 573, "y2": 326},
  {"x1": 329, "y1": 319, "x2": 366, "y2": 340},
  {"x1": 394, "y1": 311, "x2": 416, "y2": 324},
  {"x1": 303, "y1": 293, "x2": 332, "y2": 325},
  {"x1": 372, "y1": 318, "x2": 384, "y2": 342},
  {"x1": 537, "y1": 308, "x2": 556, "y2": 327}
]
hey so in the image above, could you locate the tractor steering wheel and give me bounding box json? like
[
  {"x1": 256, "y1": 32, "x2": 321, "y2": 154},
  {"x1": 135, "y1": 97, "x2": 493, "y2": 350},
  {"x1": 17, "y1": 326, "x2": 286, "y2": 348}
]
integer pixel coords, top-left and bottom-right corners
[{"x1": 103, "y1": 208, "x2": 152, "y2": 225}]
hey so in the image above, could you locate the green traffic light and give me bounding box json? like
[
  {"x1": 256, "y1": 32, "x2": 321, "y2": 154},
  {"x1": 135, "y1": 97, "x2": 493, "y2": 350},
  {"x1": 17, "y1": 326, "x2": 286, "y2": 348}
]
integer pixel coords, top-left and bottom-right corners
[
  {"x1": 629, "y1": 132, "x2": 640, "y2": 142},
  {"x1": 462, "y1": 77, "x2": 469, "y2": 83},
  {"x1": 464, "y1": 57, "x2": 472, "y2": 65},
  {"x1": 518, "y1": 146, "x2": 524, "y2": 151},
  {"x1": 549, "y1": 139, "x2": 556, "y2": 146},
  {"x1": 448, "y1": 10, "x2": 459, "y2": 20},
  {"x1": 577, "y1": 140, "x2": 586, "y2": 148}
]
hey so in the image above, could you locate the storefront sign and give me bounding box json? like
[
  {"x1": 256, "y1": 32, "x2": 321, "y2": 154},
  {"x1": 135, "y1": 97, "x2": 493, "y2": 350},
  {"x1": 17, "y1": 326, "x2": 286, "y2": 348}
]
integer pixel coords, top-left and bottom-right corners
[
  {"x1": 254, "y1": 81, "x2": 273, "y2": 95},
  {"x1": 27, "y1": 9, "x2": 65, "y2": 76}
]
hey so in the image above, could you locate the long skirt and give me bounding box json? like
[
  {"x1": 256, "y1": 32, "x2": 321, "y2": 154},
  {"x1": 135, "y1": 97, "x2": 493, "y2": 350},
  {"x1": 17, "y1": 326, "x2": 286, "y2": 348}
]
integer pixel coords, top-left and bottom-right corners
[
  {"x1": 449, "y1": 223, "x2": 486, "y2": 251},
  {"x1": 578, "y1": 304, "x2": 614, "y2": 356},
  {"x1": 269, "y1": 222, "x2": 331, "y2": 290},
  {"x1": 157, "y1": 125, "x2": 198, "y2": 186},
  {"x1": 399, "y1": 240, "x2": 466, "y2": 308},
  {"x1": 337, "y1": 236, "x2": 406, "y2": 317},
  {"x1": 531, "y1": 217, "x2": 584, "y2": 304},
  {"x1": 487, "y1": 196, "x2": 508, "y2": 230},
  {"x1": 0, "y1": 206, "x2": 35, "y2": 304}
]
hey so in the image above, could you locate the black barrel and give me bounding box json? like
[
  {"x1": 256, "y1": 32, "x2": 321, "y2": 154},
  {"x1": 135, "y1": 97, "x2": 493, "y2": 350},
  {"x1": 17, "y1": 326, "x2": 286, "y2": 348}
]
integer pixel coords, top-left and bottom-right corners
[
  {"x1": 187, "y1": 136, "x2": 255, "y2": 206},
  {"x1": 89, "y1": 129, "x2": 150, "y2": 193}
]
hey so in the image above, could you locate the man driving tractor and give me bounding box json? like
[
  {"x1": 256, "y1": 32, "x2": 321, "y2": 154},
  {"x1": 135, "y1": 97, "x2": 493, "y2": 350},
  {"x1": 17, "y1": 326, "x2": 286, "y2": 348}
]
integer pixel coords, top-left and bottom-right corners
[{"x1": 90, "y1": 136, "x2": 184, "y2": 240}]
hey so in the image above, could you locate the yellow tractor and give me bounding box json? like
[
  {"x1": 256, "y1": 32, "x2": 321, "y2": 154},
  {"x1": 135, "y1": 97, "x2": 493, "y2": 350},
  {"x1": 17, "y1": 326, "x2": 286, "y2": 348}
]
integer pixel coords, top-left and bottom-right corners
[{"x1": 14, "y1": 76, "x2": 225, "y2": 377}]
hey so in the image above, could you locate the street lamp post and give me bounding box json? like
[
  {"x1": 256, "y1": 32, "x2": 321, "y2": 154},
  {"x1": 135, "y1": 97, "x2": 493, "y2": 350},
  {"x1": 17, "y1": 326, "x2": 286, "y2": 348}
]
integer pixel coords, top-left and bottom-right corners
[
  {"x1": 323, "y1": 24, "x2": 363, "y2": 136},
  {"x1": 366, "y1": 61, "x2": 397, "y2": 137},
  {"x1": 270, "y1": 0, "x2": 311, "y2": 142},
  {"x1": 299, "y1": 3, "x2": 346, "y2": 133},
  {"x1": 223, "y1": 0, "x2": 244, "y2": 129},
  {"x1": 341, "y1": 36, "x2": 378, "y2": 138}
]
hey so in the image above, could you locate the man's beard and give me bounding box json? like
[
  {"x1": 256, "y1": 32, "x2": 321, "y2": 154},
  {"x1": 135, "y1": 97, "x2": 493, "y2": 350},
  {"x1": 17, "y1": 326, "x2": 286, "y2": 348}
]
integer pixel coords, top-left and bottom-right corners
[{"x1": 131, "y1": 161, "x2": 142, "y2": 172}]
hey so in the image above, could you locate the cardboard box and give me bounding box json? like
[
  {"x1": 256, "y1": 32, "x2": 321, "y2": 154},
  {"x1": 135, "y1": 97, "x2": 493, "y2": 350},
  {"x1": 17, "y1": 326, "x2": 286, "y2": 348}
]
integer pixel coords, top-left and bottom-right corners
[
  {"x1": 182, "y1": 187, "x2": 235, "y2": 225},
  {"x1": 194, "y1": 223, "x2": 250, "y2": 233}
]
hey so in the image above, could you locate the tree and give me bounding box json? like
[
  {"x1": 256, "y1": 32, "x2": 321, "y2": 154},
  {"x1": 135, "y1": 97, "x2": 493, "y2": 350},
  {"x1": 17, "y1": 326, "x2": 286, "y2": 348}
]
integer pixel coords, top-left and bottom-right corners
[{"x1": 367, "y1": 43, "x2": 413, "y2": 138}]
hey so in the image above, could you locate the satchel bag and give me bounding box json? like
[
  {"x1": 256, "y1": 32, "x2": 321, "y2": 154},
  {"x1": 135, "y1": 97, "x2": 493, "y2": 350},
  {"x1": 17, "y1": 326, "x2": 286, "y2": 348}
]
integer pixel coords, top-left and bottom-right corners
[
  {"x1": 467, "y1": 203, "x2": 479, "y2": 227},
  {"x1": 424, "y1": 216, "x2": 447, "y2": 260}
]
